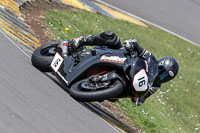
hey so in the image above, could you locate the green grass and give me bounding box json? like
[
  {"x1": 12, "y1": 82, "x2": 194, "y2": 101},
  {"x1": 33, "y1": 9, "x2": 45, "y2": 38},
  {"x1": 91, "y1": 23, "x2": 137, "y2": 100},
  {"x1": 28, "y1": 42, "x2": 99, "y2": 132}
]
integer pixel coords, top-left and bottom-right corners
[{"x1": 44, "y1": 9, "x2": 200, "y2": 133}]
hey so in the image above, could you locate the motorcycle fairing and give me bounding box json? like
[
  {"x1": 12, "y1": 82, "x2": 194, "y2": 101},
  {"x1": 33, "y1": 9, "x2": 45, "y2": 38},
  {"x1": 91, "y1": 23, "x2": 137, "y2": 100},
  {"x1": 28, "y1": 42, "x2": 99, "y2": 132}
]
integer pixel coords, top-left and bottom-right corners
[
  {"x1": 63, "y1": 49, "x2": 127, "y2": 86},
  {"x1": 51, "y1": 47, "x2": 159, "y2": 99},
  {"x1": 127, "y1": 56, "x2": 149, "y2": 98},
  {"x1": 128, "y1": 54, "x2": 159, "y2": 98}
]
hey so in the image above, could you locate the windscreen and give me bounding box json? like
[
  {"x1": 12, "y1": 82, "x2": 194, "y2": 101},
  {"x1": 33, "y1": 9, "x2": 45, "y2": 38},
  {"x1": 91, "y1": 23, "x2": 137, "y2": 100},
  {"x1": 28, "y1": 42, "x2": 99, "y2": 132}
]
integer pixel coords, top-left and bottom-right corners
[{"x1": 145, "y1": 53, "x2": 159, "y2": 85}]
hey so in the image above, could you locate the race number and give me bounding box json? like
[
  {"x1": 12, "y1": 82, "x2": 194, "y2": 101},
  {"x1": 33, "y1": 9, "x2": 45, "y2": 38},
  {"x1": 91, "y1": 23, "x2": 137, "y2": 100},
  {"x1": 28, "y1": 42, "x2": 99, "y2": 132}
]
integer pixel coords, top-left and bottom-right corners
[
  {"x1": 133, "y1": 69, "x2": 148, "y2": 91},
  {"x1": 51, "y1": 53, "x2": 64, "y2": 72}
]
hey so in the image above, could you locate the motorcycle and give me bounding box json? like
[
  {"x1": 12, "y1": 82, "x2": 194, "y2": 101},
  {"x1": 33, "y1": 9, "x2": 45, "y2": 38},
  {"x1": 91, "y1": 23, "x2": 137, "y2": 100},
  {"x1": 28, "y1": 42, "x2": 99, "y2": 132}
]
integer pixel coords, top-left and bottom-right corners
[{"x1": 31, "y1": 40, "x2": 159, "y2": 102}]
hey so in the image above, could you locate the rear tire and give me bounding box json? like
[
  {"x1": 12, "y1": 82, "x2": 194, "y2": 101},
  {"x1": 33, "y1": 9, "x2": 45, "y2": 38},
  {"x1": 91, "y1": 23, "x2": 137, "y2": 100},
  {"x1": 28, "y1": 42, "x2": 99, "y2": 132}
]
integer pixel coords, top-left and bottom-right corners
[
  {"x1": 69, "y1": 79, "x2": 123, "y2": 102},
  {"x1": 31, "y1": 41, "x2": 60, "y2": 72}
]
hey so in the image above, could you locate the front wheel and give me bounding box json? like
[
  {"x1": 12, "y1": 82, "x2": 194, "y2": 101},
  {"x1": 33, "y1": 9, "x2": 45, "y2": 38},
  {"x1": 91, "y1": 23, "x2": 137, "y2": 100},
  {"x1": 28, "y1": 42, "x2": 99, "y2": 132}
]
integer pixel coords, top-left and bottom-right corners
[
  {"x1": 69, "y1": 79, "x2": 123, "y2": 102},
  {"x1": 31, "y1": 41, "x2": 61, "y2": 72}
]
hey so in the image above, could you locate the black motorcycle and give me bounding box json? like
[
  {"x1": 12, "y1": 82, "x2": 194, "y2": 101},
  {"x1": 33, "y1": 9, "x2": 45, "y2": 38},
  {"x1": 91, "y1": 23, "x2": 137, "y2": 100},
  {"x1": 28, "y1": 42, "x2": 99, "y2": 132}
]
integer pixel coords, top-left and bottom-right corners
[{"x1": 31, "y1": 41, "x2": 158, "y2": 102}]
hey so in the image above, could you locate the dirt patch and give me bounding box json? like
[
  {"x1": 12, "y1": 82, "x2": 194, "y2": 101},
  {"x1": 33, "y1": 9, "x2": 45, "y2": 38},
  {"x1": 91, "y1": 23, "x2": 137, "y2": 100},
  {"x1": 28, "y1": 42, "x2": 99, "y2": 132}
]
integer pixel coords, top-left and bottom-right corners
[
  {"x1": 21, "y1": 0, "x2": 143, "y2": 132},
  {"x1": 21, "y1": 0, "x2": 76, "y2": 44}
]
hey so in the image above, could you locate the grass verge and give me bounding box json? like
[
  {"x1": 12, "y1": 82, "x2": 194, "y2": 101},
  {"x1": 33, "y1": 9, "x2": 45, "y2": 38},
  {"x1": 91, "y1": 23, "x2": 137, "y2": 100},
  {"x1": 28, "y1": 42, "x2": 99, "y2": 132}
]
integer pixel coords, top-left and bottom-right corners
[{"x1": 44, "y1": 9, "x2": 200, "y2": 133}]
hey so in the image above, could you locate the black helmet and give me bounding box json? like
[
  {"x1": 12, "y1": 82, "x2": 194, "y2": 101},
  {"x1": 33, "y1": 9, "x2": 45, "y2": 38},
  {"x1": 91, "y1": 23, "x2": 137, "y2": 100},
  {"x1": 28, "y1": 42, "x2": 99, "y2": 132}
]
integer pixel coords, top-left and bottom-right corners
[{"x1": 157, "y1": 56, "x2": 179, "y2": 83}]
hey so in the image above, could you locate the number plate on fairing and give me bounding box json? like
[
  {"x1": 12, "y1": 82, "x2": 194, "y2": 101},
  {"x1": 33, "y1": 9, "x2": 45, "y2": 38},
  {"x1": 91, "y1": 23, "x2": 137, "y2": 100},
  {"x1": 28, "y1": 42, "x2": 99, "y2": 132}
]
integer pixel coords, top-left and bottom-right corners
[
  {"x1": 132, "y1": 69, "x2": 148, "y2": 92},
  {"x1": 51, "y1": 53, "x2": 64, "y2": 72}
]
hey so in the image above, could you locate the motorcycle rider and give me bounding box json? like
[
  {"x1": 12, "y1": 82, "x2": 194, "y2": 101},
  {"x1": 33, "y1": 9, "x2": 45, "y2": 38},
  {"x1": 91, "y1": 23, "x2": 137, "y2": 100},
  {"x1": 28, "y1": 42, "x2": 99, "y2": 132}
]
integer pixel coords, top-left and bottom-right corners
[{"x1": 64, "y1": 31, "x2": 179, "y2": 106}]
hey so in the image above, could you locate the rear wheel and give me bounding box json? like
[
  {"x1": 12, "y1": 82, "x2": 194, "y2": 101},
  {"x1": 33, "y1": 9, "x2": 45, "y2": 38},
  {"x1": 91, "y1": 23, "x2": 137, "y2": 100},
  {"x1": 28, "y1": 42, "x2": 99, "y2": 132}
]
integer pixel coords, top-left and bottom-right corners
[
  {"x1": 31, "y1": 41, "x2": 60, "y2": 72},
  {"x1": 69, "y1": 78, "x2": 123, "y2": 102}
]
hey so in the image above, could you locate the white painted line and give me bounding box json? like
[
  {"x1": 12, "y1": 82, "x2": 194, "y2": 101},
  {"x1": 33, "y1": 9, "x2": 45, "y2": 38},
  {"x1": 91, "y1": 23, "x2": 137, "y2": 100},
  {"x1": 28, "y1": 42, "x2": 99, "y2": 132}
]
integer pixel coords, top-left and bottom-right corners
[{"x1": 94, "y1": 0, "x2": 200, "y2": 47}]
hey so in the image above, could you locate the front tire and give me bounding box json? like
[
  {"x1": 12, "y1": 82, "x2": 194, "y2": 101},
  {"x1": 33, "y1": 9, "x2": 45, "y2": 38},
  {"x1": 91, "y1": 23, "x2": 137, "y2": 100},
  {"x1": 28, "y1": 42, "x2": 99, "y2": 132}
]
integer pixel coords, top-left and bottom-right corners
[
  {"x1": 31, "y1": 41, "x2": 60, "y2": 72},
  {"x1": 69, "y1": 79, "x2": 123, "y2": 102}
]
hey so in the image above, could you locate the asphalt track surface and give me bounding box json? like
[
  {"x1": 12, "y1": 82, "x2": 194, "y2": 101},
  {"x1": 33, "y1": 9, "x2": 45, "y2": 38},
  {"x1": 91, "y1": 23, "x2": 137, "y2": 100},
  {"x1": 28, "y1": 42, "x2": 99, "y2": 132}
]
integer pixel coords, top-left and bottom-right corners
[
  {"x1": 100, "y1": 0, "x2": 200, "y2": 46},
  {"x1": 0, "y1": 30, "x2": 119, "y2": 133}
]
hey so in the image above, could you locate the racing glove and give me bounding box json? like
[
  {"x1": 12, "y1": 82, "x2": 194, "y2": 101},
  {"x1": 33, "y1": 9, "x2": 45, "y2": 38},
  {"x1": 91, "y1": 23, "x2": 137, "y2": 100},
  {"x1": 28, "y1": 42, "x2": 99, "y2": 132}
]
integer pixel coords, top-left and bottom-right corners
[
  {"x1": 123, "y1": 38, "x2": 138, "y2": 53},
  {"x1": 123, "y1": 38, "x2": 156, "y2": 60}
]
